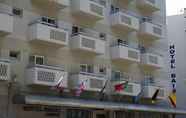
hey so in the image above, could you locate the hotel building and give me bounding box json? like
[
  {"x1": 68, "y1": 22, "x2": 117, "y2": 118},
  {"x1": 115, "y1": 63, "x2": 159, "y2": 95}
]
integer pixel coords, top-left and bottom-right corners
[
  {"x1": 0, "y1": 0, "x2": 185, "y2": 118},
  {"x1": 167, "y1": 9, "x2": 186, "y2": 118}
]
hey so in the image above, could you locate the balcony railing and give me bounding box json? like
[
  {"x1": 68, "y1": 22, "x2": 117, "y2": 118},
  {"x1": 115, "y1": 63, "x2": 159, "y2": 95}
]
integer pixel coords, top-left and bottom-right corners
[
  {"x1": 71, "y1": 0, "x2": 105, "y2": 21},
  {"x1": 28, "y1": 20, "x2": 69, "y2": 47},
  {"x1": 136, "y1": 0, "x2": 160, "y2": 13},
  {"x1": 26, "y1": 64, "x2": 68, "y2": 87},
  {"x1": 0, "y1": 11, "x2": 13, "y2": 36},
  {"x1": 31, "y1": 0, "x2": 70, "y2": 9},
  {"x1": 110, "y1": 41, "x2": 140, "y2": 63},
  {"x1": 140, "y1": 52, "x2": 163, "y2": 69},
  {"x1": 110, "y1": 9, "x2": 140, "y2": 32},
  {"x1": 139, "y1": 21, "x2": 163, "y2": 40},
  {"x1": 0, "y1": 59, "x2": 10, "y2": 81},
  {"x1": 111, "y1": 72, "x2": 141, "y2": 96},
  {"x1": 115, "y1": 0, "x2": 131, "y2": 6},
  {"x1": 69, "y1": 71, "x2": 106, "y2": 92},
  {"x1": 142, "y1": 84, "x2": 165, "y2": 99},
  {"x1": 70, "y1": 32, "x2": 106, "y2": 55}
]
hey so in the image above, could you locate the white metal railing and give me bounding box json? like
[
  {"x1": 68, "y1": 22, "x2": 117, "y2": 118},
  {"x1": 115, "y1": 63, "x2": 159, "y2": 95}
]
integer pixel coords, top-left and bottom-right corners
[
  {"x1": 142, "y1": 78, "x2": 163, "y2": 88},
  {"x1": 28, "y1": 17, "x2": 68, "y2": 31},
  {"x1": 0, "y1": 59, "x2": 10, "y2": 81},
  {"x1": 71, "y1": 26, "x2": 104, "y2": 40},
  {"x1": 73, "y1": 71, "x2": 105, "y2": 77},
  {"x1": 141, "y1": 17, "x2": 163, "y2": 28},
  {"x1": 111, "y1": 71, "x2": 141, "y2": 84},
  {"x1": 139, "y1": 47, "x2": 163, "y2": 57},
  {"x1": 90, "y1": 0, "x2": 106, "y2": 7},
  {"x1": 27, "y1": 64, "x2": 67, "y2": 86},
  {"x1": 110, "y1": 5, "x2": 140, "y2": 19},
  {"x1": 111, "y1": 39, "x2": 139, "y2": 50}
]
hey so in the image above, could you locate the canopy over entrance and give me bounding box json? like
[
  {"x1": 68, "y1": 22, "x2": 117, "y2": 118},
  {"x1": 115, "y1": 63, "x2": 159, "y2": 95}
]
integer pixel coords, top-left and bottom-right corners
[{"x1": 13, "y1": 94, "x2": 186, "y2": 115}]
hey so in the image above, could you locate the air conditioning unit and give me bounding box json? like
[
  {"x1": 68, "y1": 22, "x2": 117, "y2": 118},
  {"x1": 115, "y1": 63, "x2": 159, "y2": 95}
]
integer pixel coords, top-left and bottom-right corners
[
  {"x1": 40, "y1": 17, "x2": 57, "y2": 27},
  {"x1": 29, "y1": 55, "x2": 44, "y2": 65}
]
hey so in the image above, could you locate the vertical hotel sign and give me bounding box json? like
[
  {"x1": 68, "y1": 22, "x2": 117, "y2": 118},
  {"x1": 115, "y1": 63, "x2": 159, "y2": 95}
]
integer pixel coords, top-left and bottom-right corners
[{"x1": 169, "y1": 44, "x2": 176, "y2": 108}]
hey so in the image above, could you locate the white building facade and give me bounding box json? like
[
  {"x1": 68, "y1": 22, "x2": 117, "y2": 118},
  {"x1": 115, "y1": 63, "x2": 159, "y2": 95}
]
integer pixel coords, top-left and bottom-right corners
[{"x1": 0, "y1": 0, "x2": 185, "y2": 118}]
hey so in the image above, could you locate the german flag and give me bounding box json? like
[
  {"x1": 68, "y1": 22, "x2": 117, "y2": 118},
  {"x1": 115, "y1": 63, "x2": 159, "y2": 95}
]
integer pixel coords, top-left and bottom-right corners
[
  {"x1": 168, "y1": 92, "x2": 176, "y2": 108},
  {"x1": 151, "y1": 89, "x2": 160, "y2": 103}
]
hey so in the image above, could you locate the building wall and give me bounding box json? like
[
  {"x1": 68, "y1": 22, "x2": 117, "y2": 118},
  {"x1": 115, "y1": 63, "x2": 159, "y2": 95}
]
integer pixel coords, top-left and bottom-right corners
[
  {"x1": 0, "y1": 0, "x2": 169, "y2": 118},
  {"x1": 167, "y1": 13, "x2": 186, "y2": 118}
]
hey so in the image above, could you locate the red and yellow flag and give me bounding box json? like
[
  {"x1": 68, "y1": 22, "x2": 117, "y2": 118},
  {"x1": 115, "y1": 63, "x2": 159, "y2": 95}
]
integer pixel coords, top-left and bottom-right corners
[{"x1": 168, "y1": 92, "x2": 176, "y2": 108}]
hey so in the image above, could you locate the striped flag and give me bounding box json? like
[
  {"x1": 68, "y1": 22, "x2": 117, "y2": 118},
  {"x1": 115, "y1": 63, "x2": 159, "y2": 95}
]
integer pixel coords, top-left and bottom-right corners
[
  {"x1": 51, "y1": 75, "x2": 64, "y2": 93},
  {"x1": 151, "y1": 89, "x2": 160, "y2": 103},
  {"x1": 168, "y1": 92, "x2": 176, "y2": 108},
  {"x1": 99, "y1": 79, "x2": 109, "y2": 101},
  {"x1": 133, "y1": 89, "x2": 143, "y2": 104},
  {"x1": 75, "y1": 80, "x2": 88, "y2": 96}
]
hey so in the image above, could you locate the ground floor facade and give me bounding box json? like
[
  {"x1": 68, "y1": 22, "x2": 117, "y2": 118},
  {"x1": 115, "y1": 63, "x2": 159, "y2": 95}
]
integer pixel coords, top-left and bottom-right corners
[
  {"x1": 0, "y1": 93, "x2": 184, "y2": 118},
  {"x1": 13, "y1": 106, "x2": 173, "y2": 118}
]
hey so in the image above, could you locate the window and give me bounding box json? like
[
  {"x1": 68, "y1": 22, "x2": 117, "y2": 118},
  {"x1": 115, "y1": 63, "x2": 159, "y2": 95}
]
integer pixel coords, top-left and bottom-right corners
[
  {"x1": 80, "y1": 64, "x2": 87, "y2": 72},
  {"x1": 87, "y1": 65, "x2": 94, "y2": 73},
  {"x1": 113, "y1": 71, "x2": 122, "y2": 80},
  {"x1": 153, "y1": 26, "x2": 162, "y2": 35},
  {"x1": 29, "y1": 55, "x2": 44, "y2": 65},
  {"x1": 9, "y1": 51, "x2": 20, "y2": 61},
  {"x1": 40, "y1": 17, "x2": 57, "y2": 27},
  {"x1": 99, "y1": 67, "x2": 106, "y2": 75},
  {"x1": 35, "y1": 56, "x2": 44, "y2": 65},
  {"x1": 67, "y1": 109, "x2": 92, "y2": 118},
  {"x1": 12, "y1": 8, "x2": 23, "y2": 17},
  {"x1": 80, "y1": 64, "x2": 94, "y2": 73}
]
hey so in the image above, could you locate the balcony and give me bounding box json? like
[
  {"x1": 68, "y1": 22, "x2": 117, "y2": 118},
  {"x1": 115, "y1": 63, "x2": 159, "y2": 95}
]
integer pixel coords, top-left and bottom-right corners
[
  {"x1": 139, "y1": 22, "x2": 163, "y2": 40},
  {"x1": 69, "y1": 72, "x2": 106, "y2": 92},
  {"x1": 31, "y1": 0, "x2": 70, "y2": 9},
  {"x1": 26, "y1": 64, "x2": 68, "y2": 87},
  {"x1": 136, "y1": 0, "x2": 160, "y2": 13},
  {"x1": 0, "y1": 59, "x2": 10, "y2": 81},
  {"x1": 70, "y1": 33, "x2": 105, "y2": 55},
  {"x1": 29, "y1": 22, "x2": 69, "y2": 47},
  {"x1": 143, "y1": 85, "x2": 166, "y2": 100},
  {"x1": 110, "y1": 42, "x2": 140, "y2": 64},
  {"x1": 71, "y1": 0, "x2": 105, "y2": 22},
  {"x1": 115, "y1": 0, "x2": 131, "y2": 6},
  {"x1": 110, "y1": 11, "x2": 139, "y2": 32},
  {"x1": 140, "y1": 53, "x2": 163, "y2": 69},
  {"x1": 0, "y1": 12, "x2": 13, "y2": 36}
]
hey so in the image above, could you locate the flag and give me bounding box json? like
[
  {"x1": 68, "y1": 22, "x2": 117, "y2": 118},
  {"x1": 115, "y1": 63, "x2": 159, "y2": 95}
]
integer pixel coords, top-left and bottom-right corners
[
  {"x1": 168, "y1": 92, "x2": 176, "y2": 108},
  {"x1": 75, "y1": 80, "x2": 87, "y2": 96},
  {"x1": 99, "y1": 79, "x2": 109, "y2": 101},
  {"x1": 114, "y1": 81, "x2": 129, "y2": 92},
  {"x1": 133, "y1": 88, "x2": 143, "y2": 104},
  {"x1": 51, "y1": 75, "x2": 64, "y2": 93},
  {"x1": 151, "y1": 89, "x2": 160, "y2": 103}
]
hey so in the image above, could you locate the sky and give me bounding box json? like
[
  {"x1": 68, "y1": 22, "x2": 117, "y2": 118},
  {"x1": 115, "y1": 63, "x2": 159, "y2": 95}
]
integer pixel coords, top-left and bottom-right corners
[{"x1": 166, "y1": 0, "x2": 186, "y2": 16}]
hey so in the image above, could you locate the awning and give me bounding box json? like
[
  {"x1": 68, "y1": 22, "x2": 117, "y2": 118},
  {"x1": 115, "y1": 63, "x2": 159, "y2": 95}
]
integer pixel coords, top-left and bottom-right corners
[{"x1": 14, "y1": 95, "x2": 186, "y2": 115}]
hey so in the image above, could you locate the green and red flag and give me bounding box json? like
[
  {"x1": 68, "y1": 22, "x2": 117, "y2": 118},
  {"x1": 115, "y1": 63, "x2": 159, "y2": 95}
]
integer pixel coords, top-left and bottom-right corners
[{"x1": 114, "y1": 81, "x2": 129, "y2": 92}]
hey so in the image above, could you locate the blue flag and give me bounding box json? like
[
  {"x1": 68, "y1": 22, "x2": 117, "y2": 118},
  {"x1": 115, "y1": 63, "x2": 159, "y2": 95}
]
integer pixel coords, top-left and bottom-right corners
[{"x1": 132, "y1": 89, "x2": 143, "y2": 104}]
